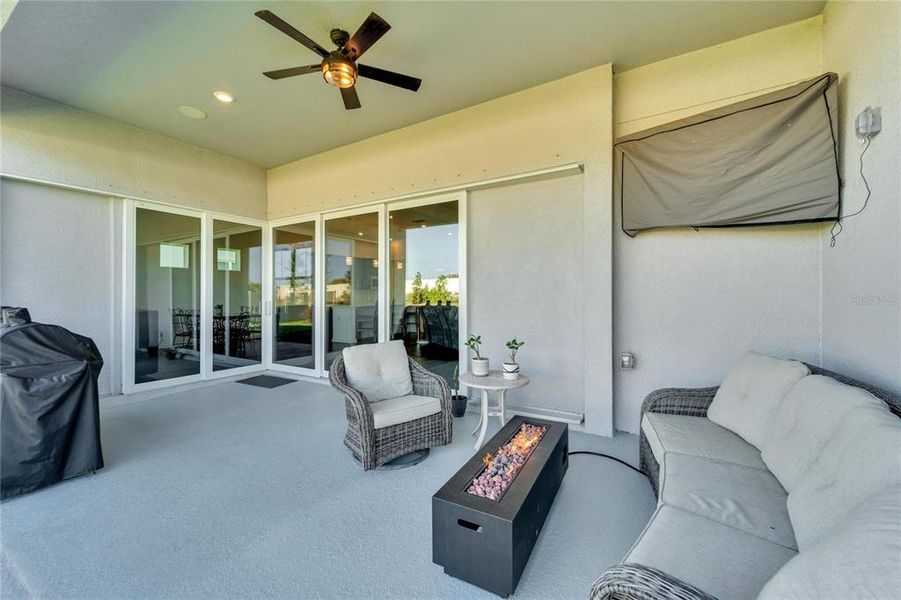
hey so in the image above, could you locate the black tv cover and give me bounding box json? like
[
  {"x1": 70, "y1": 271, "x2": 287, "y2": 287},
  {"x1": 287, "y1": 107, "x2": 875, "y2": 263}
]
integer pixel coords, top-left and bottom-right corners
[
  {"x1": 1, "y1": 318, "x2": 104, "y2": 499},
  {"x1": 616, "y1": 73, "x2": 840, "y2": 235}
]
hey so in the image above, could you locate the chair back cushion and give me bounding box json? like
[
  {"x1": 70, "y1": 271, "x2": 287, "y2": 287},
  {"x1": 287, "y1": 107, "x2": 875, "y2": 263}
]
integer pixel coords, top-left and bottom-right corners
[
  {"x1": 342, "y1": 341, "x2": 413, "y2": 402},
  {"x1": 761, "y1": 375, "x2": 884, "y2": 492},
  {"x1": 707, "y1": 352, "x2": 809, "y2": 448},
  {"x1": 787, "y1": 402, "x2": 901, "y2": 549},
  {"x1": 760, "y1": 484, "x2": 901, "y2": 599}
]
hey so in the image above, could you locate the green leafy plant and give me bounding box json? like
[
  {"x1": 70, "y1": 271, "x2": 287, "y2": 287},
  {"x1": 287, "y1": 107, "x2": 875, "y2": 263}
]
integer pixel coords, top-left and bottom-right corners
[
  {"x1": 465, "y1": 335, "x2": 483, "y2": 360},
  {"x1": 505, "y1": 338, "x2": 525, "y2": 363}
]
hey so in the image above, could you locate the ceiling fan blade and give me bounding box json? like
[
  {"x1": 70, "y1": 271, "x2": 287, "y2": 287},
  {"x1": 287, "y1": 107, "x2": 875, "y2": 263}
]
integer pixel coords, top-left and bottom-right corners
[
  {"x1": 262, "y1": 64, "x2": 322, "y2": 80},
  {"x1": 255, "y1": 10, "x2": 329, "y2": 58},
  {"x1": 341, "y1": 86, "x2": 361, "y2": 110},
  {"x1": 343, "y1": 12, "x2": 391, "y2": 60},
  {"x1": 357, "y1": 64, "x2": 421, "y2": 92}
]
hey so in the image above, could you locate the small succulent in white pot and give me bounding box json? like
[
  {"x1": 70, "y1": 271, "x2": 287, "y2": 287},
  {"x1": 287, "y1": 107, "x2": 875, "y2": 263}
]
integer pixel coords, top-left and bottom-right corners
[
  {"x1": 503, "y1": 338, "x2": 525, "y2": 380},
  {"x1": 466, "y1": 335, "x2": 489, "y2": 376}
]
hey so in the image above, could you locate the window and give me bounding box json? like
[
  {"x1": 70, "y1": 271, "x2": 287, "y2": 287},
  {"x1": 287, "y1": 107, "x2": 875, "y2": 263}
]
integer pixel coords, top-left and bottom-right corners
[{"x1": 159, "y1": 243, "x2": 189, "y2": 269}]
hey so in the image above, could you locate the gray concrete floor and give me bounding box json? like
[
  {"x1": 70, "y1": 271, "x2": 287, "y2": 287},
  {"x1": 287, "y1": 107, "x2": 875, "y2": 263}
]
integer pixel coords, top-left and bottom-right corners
[{"x1": 1, "y1": 379, "x2": 655, "y2": 599}]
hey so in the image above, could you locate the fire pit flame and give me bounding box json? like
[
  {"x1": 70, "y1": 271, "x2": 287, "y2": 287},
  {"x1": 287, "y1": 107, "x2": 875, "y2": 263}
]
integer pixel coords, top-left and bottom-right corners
[{"x1": 467, "y1": 422, "x2": 548, "y2": 501}]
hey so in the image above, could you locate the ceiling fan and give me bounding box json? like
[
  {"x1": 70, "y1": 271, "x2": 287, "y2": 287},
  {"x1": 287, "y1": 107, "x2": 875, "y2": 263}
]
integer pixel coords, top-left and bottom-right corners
[{"x1": 255, "y1": 10, "x2": 422, "y2": 110}]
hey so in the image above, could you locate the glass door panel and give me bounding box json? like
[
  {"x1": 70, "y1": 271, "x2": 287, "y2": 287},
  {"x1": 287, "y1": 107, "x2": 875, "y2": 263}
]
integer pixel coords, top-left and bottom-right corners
[
  {"x1": 325, "y1": 212, "x2": 380, "y2": 369},
  {"x1": 273, "y1": 222, "x2": 316, "y2": 369},
  {"x1": 388, "y1": 201, "x2": 459, "y2": 383},
  {"x1": 134, "y1": 207, "x2": 201, "y2": 384},
  {"x1": 212, "y1": 220, "x2": 262, "y2": 371}
]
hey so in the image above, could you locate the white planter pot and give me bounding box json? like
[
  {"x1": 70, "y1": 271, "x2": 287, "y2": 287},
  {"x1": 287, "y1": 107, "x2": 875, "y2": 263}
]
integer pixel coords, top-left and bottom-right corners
[
  {"x1": 502, "y1": 362, "x2": 520, "y2": 380},
  {"x1": 471, "y1": 358, "x2": 489, "y2": 376}
]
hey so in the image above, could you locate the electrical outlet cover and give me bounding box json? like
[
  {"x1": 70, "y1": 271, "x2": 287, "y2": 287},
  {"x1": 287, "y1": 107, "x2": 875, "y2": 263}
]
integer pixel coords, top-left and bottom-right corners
[{"x1": 856, "y1": 106, "x2": 882, "y2": 138}]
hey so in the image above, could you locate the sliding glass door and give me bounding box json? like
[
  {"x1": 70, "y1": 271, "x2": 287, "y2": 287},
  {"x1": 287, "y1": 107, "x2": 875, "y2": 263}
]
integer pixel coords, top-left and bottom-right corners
[
  {"x1": 324, "y1": 210, "x2": 381, "y2": 369},
  {"x1": 272, "y1": 221, "x2": 316, "y2": 370},
  {"x1": 388, "y1": 199, "x2": 461, "y2": 382},
  {"x1": 126, "y1": 194, "x2": 462, "y2": 390},
  {"x1": 134, "y1": 207, "x2": 202, "y2": 385},
  {"x1": 212, "y1": 220, "x2": 263, "y2": 371}
]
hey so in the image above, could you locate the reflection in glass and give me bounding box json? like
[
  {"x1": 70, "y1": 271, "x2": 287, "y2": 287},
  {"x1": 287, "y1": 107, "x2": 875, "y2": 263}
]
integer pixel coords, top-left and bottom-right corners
[
  {"x1": 325, "y1": 213, "x2": 379, "y2": 368},
  {"x1": 389, "y1": 201, "x2": 459, "y2": 383},
  {"x1": 135, "y1": 208, "x2": 201, "y2": 384},
  {"x1": 273, "y1": 222, "x2": 315, "y2": 369},
  {"x1": 213, "y1": 220, "x2": 262, "y2": 371}
]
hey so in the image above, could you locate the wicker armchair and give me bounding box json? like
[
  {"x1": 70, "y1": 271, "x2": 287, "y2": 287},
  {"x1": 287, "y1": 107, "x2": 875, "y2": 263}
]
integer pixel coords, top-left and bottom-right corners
[{"x1": 329, "y1": 354, "x2": 453, "y2": 470}]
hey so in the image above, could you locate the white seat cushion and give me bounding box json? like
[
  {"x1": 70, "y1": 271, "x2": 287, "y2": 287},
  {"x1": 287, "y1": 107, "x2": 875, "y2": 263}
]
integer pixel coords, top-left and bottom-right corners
[
  {"x1": 625, "y1": 505, "x2": 796, "y2": 600},
  {"x1": 369, "y1": 394, "x2": 441, "y2": 429},
  {"x1": 707, "y1": 352, "x2": 809, "y2": 448},
  {"x1": 342, "y1": 340, "x2": 413, "y2": 402},
  {"x1": 659, "y1": 453, "x2": 795, "y2": 549},
  {"x1": 762, "y1": 375, "x2": 884, "y2": 492},
  {"x1": 760, "y1": 484, "x2": 901, "y2": 599},
  {"x1": 642, "y1": 413, "x2": 766, "y2": 470},
  {"x1": 787, "y1": 402, "x2": 901, "y2": 549}
]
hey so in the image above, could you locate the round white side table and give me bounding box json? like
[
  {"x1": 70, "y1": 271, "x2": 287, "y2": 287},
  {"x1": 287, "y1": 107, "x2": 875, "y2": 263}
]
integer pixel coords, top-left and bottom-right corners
[{"x1": 459, "y1": 370, "x2": 530, "y2": 450}]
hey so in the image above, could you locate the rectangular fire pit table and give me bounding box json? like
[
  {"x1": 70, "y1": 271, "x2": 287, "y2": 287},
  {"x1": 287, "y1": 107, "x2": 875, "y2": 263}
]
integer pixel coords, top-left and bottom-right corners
[{"x1": 432, "y1": 416, "x2": 568, "y2": 597}]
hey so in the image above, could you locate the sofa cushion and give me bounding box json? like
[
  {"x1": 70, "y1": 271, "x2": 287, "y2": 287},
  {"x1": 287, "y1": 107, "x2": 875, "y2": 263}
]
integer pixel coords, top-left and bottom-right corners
[
  {"x1": 642, "y1": 413, "x2": 766, "y2": 471},
  {"x1": 762, "y1": 375, "x2": 884, "y2": 492},
  {"x1": 369, "y1": 394, "x2": 440, "y2": 429},
  {"x1": 760, "y1": 484, "x2": 901, "y2": 599},
  {"x1": 342, "y1": 341, "x2": 413, "y2": 402},
  {"x1": 707, "y1": 352, "x2": 809, "y2": 448},
  {"x1": 659, "y1": 453, "x2": 795, "y2": 549},
  {"x1": 625, "y1": 505, "x2": 796, "y2": 600},
  {"x1": 787, "y1": 402, "x2": 901, "y2": 549}
]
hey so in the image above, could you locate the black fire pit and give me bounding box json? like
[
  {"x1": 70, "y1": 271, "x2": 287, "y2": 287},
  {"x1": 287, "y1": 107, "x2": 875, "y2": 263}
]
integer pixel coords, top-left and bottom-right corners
[{"x1": 432, "y1": 416, "x2": 568, "y2": 597}]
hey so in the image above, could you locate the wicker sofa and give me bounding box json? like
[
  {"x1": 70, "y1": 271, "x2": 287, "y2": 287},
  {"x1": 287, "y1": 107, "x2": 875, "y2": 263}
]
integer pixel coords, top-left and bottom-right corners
[{"x1": 592, "y1": 356, "x2": 901, "y2": 600}]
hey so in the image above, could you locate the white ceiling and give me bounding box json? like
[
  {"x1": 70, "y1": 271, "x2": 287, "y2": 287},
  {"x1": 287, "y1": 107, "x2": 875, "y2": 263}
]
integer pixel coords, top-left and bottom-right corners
[{"x1": 1, "y1": 1, "x2": 824, "y2": 168}]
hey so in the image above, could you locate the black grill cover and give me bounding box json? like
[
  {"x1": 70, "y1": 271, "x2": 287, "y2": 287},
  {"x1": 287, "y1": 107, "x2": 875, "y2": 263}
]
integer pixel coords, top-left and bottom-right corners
[{"x1": 1, "y1": 317, "x2": 104, "y2": 499}]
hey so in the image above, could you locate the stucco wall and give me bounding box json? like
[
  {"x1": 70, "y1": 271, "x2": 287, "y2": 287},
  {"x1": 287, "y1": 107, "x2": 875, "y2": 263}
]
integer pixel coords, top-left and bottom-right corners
[
  {"x1": 612, "y1": 17, "x2": 827, "y2": 433},
  {"x1": 820, "y1": 1, "x2": 901, "y2": 394},
  {"x1": 0, "y1": 85, "x2": 267, "y2": 219},
  {"x1": 0, "y1": 178, "x2": 121, "y2": 396},
  {"x1": 268, "y1": 65, "x2": 614, "y2": 435},
  {"x1": 469, "y1": 175, "x2": 587, "y2": 416}
]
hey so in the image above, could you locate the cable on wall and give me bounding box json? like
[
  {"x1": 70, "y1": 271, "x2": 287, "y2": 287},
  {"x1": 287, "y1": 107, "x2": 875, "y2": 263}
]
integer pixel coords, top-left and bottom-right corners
[{"x1": 830, "y1": 135, "x2": 873, "y2": 247}]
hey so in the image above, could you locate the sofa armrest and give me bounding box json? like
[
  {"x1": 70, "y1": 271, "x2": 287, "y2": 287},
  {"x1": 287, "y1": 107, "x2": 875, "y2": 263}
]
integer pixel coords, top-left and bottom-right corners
[
  {"x1": 640, "y1": 386, "x2": 719, "y2": 419},
  {"x1": 591, "y1": 564, "x2": 718, "y2": 600}
]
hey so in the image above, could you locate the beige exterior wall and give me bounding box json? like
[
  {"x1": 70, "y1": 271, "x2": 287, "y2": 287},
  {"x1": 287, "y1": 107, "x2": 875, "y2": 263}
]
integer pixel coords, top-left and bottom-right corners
[
  {"x1": 268, "y1": 65, "x2": 615, "y2": 435},
  {"x1": 611, "y1": 17, "x2": 827, "y2": 433},
  {"x1": 1, "y1": 86, "x2": 267, "y2": 219},
  {"x1": 820, "y1": 0, "x2": 901, "y2": 393}
]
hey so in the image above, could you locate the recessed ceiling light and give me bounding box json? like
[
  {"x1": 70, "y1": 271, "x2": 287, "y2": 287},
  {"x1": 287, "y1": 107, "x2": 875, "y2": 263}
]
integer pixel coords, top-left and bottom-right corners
[
  {"x1": 357, "y1": 232, "x2": 364, "y2": 236},
  {"x1": 213, "y1": 91, "x2": 236, "y2": 104},
  {"x1": 178, "y1": 105, "x2": 207, "y2": 119}
]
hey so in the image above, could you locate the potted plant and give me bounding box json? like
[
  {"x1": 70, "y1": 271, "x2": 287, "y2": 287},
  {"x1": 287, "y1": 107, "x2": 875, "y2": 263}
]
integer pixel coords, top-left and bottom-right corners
[
  {"x1": 450, "y1": 364, "x2": 468, "y2": 418},
  {"x1": 466, "y1": 334, "x2": 489, "y2": 376},
  {"x1": 503, "y1": 338, "x2": 525, "y2": 380}
]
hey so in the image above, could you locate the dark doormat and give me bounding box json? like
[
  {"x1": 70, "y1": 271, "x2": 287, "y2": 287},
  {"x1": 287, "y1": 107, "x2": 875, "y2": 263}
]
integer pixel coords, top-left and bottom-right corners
[{"x1": 236, "y1": 375, "x2": 296, "y2": 389}]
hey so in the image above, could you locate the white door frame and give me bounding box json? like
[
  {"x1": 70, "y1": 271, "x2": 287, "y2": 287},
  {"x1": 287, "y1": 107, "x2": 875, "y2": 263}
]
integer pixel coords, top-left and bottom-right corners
[
  {"x1": 320, "y1": 204, "x2": 386, "y2": 374},
  {"x1": 384, "y1": 191, "x2": 468, "y2": 378},
  {"x1": 123, "y1": 200, "x2": 206, "y2": 394},
  {"x1": 205, "y1": 213, "x2": 268, "y2": 381},
  {"x1": 122, "y1": 192, "x2": 467, "y2": 393},
  {"x1": 267, "y1": 213, "x2": 321, "y2": 378}
]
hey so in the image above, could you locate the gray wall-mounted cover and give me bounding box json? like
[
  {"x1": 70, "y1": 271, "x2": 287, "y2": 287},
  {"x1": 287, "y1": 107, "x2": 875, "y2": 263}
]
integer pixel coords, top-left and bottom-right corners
[{"x1": 616, "y1": 73, "x2": 839, "y2": 235}]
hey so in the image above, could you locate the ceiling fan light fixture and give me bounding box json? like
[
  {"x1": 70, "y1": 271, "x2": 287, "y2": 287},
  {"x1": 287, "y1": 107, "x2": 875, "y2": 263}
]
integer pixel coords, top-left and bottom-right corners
[{"x1": 322, "y1": 54, "x2": 357, "y2": 89}]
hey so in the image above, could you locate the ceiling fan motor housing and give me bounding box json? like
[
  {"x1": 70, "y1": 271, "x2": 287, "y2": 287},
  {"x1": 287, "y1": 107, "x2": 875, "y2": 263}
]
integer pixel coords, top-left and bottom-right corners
[{"x1": 330, "y1": 28, "x2": 350, "y2": 49}]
